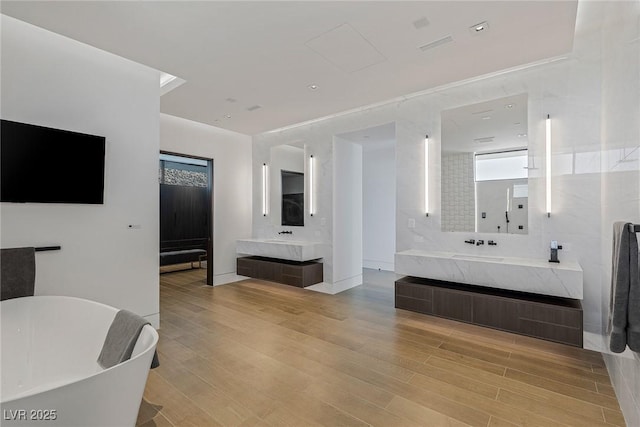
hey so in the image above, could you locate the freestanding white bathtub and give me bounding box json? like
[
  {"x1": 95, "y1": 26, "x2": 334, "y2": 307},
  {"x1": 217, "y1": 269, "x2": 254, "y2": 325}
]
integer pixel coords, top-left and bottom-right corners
[{"x1": 1, "y1": 296, "x2": 159, "y2": 426}]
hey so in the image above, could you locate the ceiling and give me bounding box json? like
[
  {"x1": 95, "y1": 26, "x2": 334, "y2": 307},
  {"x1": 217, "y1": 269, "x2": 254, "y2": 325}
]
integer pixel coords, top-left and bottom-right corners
[
  {"x1": 442, "y1": 93, "x2": 528, "y2": 154},
  {"x1": 1, "y1": 1, "x2": 578, "y2": 135},
  {"x1": 337, "y1": 123, "x2": 396, "y2": 152}
]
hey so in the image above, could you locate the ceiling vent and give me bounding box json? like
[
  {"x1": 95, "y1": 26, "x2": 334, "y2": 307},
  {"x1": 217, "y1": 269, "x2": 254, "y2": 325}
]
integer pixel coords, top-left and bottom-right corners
[
  {"x1": 412, "y1": 17, "x2": 430, "y2": 29},
  {"x1": 419, "y1": 35, "x2": 454, "y2": 52},
  {"x1": 474, "y1": 136, "x2": 495, "y2": 143},
  {"x1": 247, "y1": 105, "x2": 262, "y2": 112}
]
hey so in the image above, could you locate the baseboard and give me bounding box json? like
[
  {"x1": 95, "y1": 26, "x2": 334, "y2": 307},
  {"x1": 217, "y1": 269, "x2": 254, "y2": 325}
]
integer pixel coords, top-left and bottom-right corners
[
  {"x1": 213, "y1": 272, "x2": 248, "y2": 286},
  {"x1": 306, "y1": 274, "x2": 362, "y2": 295},
  {"x1": 603, "y1": 350, "x2": 640, "y2": 427},
  {"x1": 144, "y1": 312, "x2": 160, "y2": 329},
  {"x1": 363, "y1": 259, "x2": 395, "y2": 271}
]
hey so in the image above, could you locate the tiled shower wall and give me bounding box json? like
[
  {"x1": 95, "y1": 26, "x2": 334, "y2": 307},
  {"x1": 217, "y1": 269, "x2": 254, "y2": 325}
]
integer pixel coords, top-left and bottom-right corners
[{"x1": 441, "y1": 152, "x2": 475, "y2": 232}]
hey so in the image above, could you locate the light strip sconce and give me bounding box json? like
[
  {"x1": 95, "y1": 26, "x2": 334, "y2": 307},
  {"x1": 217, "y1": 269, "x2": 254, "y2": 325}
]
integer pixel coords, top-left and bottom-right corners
[
  {"x1": 545, "y1": 115, "x2": 551, "y2": 217},
  {"x1": 309, "y1": 155, "x2": 315, "y2": 216},
  {"x1": 425, "y1": 135, "x2": 430, "y2": 217},
  {"x1": 262, "y1": 163, "x2": 268, "y2": 216}
]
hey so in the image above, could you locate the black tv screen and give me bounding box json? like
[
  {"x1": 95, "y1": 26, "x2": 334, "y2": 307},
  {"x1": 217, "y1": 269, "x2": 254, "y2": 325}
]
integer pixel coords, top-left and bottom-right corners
[{"x1": 1, "y1": 120, "x2": 106, "y2": 204}]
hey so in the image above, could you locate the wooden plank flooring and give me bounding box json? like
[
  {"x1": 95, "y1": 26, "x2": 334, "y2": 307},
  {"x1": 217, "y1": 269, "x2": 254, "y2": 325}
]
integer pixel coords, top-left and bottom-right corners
[{"x1": 138, "y1": 268, "x2": 625, "y2": 427}]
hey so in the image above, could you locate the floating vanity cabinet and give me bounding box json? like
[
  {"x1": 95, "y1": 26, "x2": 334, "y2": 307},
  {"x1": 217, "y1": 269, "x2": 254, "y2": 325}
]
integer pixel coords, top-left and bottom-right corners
[
  {"x1": 395, "y1": 276, "x2": 583, "y2": 347},
  {"x1": 237, "y1": 256, "x2": 322, "y2": 288}
]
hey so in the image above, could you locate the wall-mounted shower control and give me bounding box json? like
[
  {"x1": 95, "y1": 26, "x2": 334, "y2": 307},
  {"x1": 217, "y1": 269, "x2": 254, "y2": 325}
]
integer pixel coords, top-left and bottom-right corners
[
  {"x1": 476, "y1": 240, "x2": 484, "y2": 246},
  {"x1": 464, "y1": 239, "x2": 475, "y2": 244},
  {"x1": 488, "y1": 240, "x2": 497, "y2": 246}
]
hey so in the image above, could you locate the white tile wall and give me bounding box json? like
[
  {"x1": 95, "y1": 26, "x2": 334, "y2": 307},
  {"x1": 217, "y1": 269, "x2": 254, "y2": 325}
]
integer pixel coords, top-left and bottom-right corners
[
  {"x1": 598, "y1": 1, "x2": 640, "y2": 425},
  {"x1": 441, "y1": 153, "x2": 475, "y2": 232}
]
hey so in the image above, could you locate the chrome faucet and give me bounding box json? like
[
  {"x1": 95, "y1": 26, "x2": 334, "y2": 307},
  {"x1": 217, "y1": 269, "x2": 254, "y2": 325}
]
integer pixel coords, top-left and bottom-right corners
[
  {"x1": 278, "y1": 230, "x2": 292, "y2": 235},
  {"x1": 464, "y1": 239, "x2": 475, "y2": 244},
  {"x1": 476, "y1": 240, "x2": 485, "y2": 246}
]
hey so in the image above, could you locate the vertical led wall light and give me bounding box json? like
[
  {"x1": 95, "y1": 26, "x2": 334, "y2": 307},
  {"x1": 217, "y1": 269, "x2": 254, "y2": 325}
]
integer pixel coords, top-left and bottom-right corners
[
  {"x1": 262, "y1": 163, "x2": 268, "y2": 216},
  {"x1": 424, "y1": 135, "x2": 430, "y2": 217},
  {"x1": 309, "y1": 155, "x2": 315, "y2": 216},
  {"x1": 545, "y1": 114, "x2": 551, "y2": 217}
]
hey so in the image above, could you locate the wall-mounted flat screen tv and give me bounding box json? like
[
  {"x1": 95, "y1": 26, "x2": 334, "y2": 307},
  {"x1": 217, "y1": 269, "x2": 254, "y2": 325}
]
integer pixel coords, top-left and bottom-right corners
[{"x1": 1, "y1": 119, "x2": 106, "y2": 204}]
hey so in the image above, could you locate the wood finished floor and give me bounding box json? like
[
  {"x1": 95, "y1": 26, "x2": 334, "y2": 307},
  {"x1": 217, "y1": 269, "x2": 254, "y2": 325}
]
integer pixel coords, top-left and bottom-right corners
[{"x1": 138, "y1": 268, "x2": 625, "y2": 427}]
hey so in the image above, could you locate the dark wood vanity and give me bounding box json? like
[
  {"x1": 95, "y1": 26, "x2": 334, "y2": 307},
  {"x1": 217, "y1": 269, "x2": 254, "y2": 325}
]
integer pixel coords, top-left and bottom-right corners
[
  {"x1": 237, "y1": 256, "x2": 323, "y2": 288},
  {"x1": 395, "y1": 276, "x2": 583, "y2": 347}
]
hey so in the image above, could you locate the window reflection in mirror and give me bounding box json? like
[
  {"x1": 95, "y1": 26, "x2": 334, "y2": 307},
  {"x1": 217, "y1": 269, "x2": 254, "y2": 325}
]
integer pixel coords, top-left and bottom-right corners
[{"x1": 441, "y1": 94, "x2": 528, "y2": 234}]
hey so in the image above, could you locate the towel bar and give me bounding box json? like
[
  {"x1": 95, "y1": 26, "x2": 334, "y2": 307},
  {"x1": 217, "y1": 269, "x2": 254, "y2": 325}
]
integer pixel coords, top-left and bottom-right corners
[
  {"x1": 630, "y1": 224, "x2": 640, "y2": 233},
  {"x1": 35, "y1": 246, "x2": 61, "y2": 252}
]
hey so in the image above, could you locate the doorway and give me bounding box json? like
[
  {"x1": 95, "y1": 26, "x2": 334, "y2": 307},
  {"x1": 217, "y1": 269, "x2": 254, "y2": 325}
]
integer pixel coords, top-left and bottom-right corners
[
  {"x1": 333, "y1": 123, "x2": 396, "y2": 287},
  {"x1": 159, "y1": 152, "x2": 214, "y2": 285}
]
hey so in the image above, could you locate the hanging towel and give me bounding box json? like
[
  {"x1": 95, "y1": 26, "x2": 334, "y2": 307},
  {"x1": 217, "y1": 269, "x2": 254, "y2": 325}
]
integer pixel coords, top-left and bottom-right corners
[
  {"x1": 97, "y1": 309, "x2": 160, "y2": 369},
  {"x1": 1, "y1": 247, "x2": 36, "y2": 301},
  {"x1": 608, "y1": 222, "x2": 640, "y2": 352}
]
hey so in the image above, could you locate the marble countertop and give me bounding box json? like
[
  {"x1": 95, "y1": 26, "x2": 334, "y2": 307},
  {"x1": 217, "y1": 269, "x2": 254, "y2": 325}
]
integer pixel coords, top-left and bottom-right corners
[
  {"x1": 395, "y1": 249, "x2": 583, "y2": 299},
  {"x1": 237, "y1": 238, "x2": 321, "y2": 262}
]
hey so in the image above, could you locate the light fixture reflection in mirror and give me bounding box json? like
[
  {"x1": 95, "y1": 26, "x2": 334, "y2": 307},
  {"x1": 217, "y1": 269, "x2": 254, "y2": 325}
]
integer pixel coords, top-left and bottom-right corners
[
  {"x1": 309, "y1": 155, "x2": 315, "y2": 216},
  {"x1": 546, "y1": 114, "x2": 551, "y2": 217},
  {"x1": 262, "y1": 163, "x2": 268, "y2": 216},
  {"x1": 425, "y1": 135, "x2": 430, "y2": 217}
]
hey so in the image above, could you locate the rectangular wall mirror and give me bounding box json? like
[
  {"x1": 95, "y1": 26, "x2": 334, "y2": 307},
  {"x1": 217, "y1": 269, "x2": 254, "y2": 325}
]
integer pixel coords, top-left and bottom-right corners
[
  {"x1": 441, "y1": 93, "x2": 529, "y2": 234},
  {"x1": 281, "y1": 170, "x2": 304, "y2": 226},
  {"x1": 270, "y1": 143, "x2": 305, "y2": 227}
]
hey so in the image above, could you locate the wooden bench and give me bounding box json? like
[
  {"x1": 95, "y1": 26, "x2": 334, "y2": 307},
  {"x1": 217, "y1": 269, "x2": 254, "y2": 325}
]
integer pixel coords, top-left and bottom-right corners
[{"x1": 160, "y1": 239, "x2": 207, "y2": 269}]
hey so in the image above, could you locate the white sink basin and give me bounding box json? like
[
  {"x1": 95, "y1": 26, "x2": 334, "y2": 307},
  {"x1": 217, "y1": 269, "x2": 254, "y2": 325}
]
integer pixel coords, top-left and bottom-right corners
[
  {"x1": 395, "y1": 250, "x2": 583, "y2": 299},
  {"x1": 452, "y1": 254, "x2": 504, "y2": 262},
  {"x1": 237, "y1": 239, "x2": 320, "y2": 262}
]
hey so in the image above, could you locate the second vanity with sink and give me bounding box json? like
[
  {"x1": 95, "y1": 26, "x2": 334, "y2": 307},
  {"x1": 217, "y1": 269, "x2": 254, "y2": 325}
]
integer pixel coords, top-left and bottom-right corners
[
  {"x1": 395, "y1": 249, "x2": 583, "y2": 299},
  {"x1": 394, "y1": 249, "x2": 584, "y2": 347}
]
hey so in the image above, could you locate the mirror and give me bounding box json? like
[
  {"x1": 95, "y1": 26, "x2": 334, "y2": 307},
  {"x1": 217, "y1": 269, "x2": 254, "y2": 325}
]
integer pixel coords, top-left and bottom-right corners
[
  {"x1": 441, "y1": 94, "x2": 529, "y2": 234},
  {"x1": 270, "y1": 143, "x2": 305, "y2": 227}
]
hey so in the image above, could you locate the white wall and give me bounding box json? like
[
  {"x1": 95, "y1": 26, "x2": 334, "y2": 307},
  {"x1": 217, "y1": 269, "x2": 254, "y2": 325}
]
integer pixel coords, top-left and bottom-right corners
[
  {"x1": 363, "y1": 143, "x2": 396, "y2": 271},
  {"x1": 333, "y1": 138, "x2": 362, "y2": 286},
  {"x1": 597, "y1": 1, "x2": 640, "y2": 425},
  {"x1": 0, "y1": 16, "x2": 160, "y2": 325},
  {"x1": 160, "y1": 113, "x2": 252, "y2": 285}
]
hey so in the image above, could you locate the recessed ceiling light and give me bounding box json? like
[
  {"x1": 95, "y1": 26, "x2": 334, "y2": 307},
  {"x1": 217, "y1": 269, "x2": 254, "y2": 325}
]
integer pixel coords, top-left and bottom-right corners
[
  {"x1": 225, "y1": 114, "x2": 232, "y2": 119},
  {"x1": 505, "y1": 104, "x2": 515, "y2": 109},
  {"x1": 482, "y1": 116, "x2": 491, "y2": 120},
  {"x1": 308, "y1": 84, "x2": 319, "y2": 90},
  {"x1": 470, "y1": 21, "x2": 489, "y2": 34},
  {"x1": 518, "y1": 133, "x2": 527, "y2": 137}
]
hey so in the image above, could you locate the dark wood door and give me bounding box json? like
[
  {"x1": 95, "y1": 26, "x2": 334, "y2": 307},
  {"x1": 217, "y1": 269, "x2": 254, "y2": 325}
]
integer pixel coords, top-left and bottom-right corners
[{"x1": 160, "y1": 184, "x2": 208, "y2": 243}]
